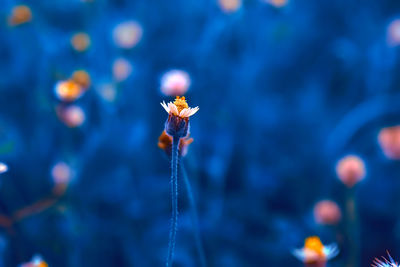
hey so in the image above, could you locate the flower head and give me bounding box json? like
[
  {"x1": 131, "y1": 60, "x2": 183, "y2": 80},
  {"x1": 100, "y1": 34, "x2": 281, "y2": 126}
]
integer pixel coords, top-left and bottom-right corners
[
  {"x1": 372, "y1": 251, "x2": 400, "y2": 267},
  {"x1": 20, "y1": 255, "x2": 48, "y2": 267},
  {"x1": 314, "y1": 200, "x2": 342, "y2": 225},
  {"x1": 54, "y1": 80, "x2": 84, "y2": 102},
  {"x1": 293, "y1": 236, "x2": 338, "y2": 266},
  {"x1": 161, "y1": 96, "x2": 199, "y2": 138},
  {"x1": 336, "y1": 155, "x2": 366, "y2": 188},
  {"x1": 158, "y1": 130, "x2": 193, "y2": 157}
]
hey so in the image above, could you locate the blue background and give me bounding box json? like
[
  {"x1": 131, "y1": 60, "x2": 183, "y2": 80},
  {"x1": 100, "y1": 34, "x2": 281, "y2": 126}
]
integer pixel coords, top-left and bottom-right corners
[{"x1": 1, "y1": 0, "x2": 400, "y2": 266}]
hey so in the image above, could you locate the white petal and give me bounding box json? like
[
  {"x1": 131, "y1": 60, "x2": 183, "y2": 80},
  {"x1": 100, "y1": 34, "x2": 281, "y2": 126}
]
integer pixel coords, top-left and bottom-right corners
[
  {"x1": 179, "y1": 108, "x2": 189, "y2": 117},
  {"x1": 291, "y1": 249, "x2": 306, "y2": 261},
  {"x1": 324, "y1": 244, "x2": 339, "y2": 260},
  {"x1": 168, "y1": 103, "x2": 179, "y2": 116},
  {"x1": 188, "y1": 106, "x2": 199, "y2": 116},
  {"x1": 160, "y1": 101, "x2": 170, "y2": 113}
]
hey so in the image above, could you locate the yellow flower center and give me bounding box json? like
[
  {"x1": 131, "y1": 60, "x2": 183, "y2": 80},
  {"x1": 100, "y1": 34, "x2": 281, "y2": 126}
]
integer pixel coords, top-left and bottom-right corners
[
  {"x1": 173, "y1": 96, "x2": 189, "y2": 113},
  {"x1": 304, "y1": 236, "x2": 325, "y2": 257}
]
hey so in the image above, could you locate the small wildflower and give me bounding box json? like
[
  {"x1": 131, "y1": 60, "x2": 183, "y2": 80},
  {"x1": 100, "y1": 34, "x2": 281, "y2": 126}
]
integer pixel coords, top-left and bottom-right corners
[
  {"x1": 293, "y1": 236, "x2": 338, "y2": 267},
  {"x1": 336, "y1": 155, "x2": 366, "y2": 188},
  {"x1": 160, "y1": 70, "x2": 191, "y2": 96},
  {"x1": 8, "y1": 5, "x2": 32, "y2": 26},
  {"x1": 71, "y1": 32, "x2": 91, "y2": 52},
  {"x1": 20, "y1": 255, "x2": 48, "y2": 267},
  {"x1": 161, "y1": 96, "x2": 199, "y2": 138},
  {"x1": 158, "y1": 130, "x2": 193, "y2": 157},
  {"x1": 54, "y1": 80, "x2": 84, "y2": 102},
  {"x1": 372, "y1": 251, "x2": 399, "y2": 267},
  {"x1": 0, "y1": 163, "x2": 8, "y2": 174},
  {"x1": 313, "y1": 200, "x2": 341, "y2": 225}
]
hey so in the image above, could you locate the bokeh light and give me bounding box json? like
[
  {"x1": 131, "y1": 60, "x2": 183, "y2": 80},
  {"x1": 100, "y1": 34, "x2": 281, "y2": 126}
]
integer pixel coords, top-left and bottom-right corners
[
  {"x1": 218, "y1": 0, "x2": 242, "y2": 13},
  {"x1": 160, "y1": 70, "x2": 191, "y2": 96},
  {"x1": 71, "y1": 32, "x2": 91, "y2": 52},
  {"x1": 314, "y1": 200, "x2": 342, "y2": 225},
  {"x1": 264, "y1": 0, "x2": 288, "y2": 8},
  {"x1": 7, "y1": 5, "x2": 32, "y2": 26},
  {"x1": 113, "y1": 21, "x2": 143, "y2": 49},
  {"x1": 378, "y1": 126, "x2": 400, "y2": 159},
  {"x1": 56, "y1": 105, "x2": 86, "y2": 128},
  {"x1": 113, "y1": 58, "x2": 133, "y2": 82},
  {"x1": 0, "y1": 163, "x2": 8, "y2": 174}
]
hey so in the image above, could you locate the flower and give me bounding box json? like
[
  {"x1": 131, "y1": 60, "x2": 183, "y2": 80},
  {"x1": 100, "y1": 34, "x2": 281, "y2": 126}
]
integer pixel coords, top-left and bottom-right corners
[
  {"x1": 265, "y1": 0, "x2": 288, "y2": 8},
  {"x1": 218, "y1": 0, "x2": 242, "y2": 13},
  {"x1": 313, "y1": 200, "x2": 341, "y2": 225},
  {"x1": 54, "y1": 80, "x2": 84, "y2": 102},
  {"x1": 20, "y1": 255, "x2": 48, "y2": 267},
  {"x1": 51, "y1": 162, "x2": 72, "y2": 196},
  {"x1": 160, "y1": 70, "x2": 191, "y2": 96},
  {"x1": 292, "y1": 236, "x2": 338, "y2": 266},
  {"x1": 336, "y1": 155, "x2": 366, "y2": 188},
  {"x1": 72, "y1": 70, "x2": 91, "y2": 89},
  {"x1": 161, "y1": 96, "x2": 199, "y2": 138},
  {"x1": 8, "y1": 5, "x2": 32, "y2": 26},
  {"x1": 387, "y1": 19, "x2": 400, "y2": 47},
  {"x1": 158, "y1": 130, "x2": 193, "y2": 157},
  {"x1": 0, "y1": 162, "x2": 8, "y2": 174},
  {"x1": 378, "y1": 126, "x2": 400, "y2": 160},
  {"x1": 113, "y1": 21, "x2": 143, "y2": 49},
  {"x1": 56, "y1": 105, "x2": 86, "y2": 128},
  {"x1": 71, "y1": 32, "x2": 91, "y2": 52},
  {"x1": 372, "y1": 251, "x2": 399, "y2": 267},
  {"x1": 113, "y1": 58, "x2": 133, "y2": 82}
]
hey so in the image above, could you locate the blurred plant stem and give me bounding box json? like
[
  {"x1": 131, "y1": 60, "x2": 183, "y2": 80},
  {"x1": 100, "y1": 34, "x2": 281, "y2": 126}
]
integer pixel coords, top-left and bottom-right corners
[
  {"x1": 346, "y1": 188, "x2": 359, "y2": 267},
  {"x1": 181, "y1": 161, "x2": 206, "y2": 267},
  {"x1": 166, "y1": 136, "x2": 179, "y2": 267}
]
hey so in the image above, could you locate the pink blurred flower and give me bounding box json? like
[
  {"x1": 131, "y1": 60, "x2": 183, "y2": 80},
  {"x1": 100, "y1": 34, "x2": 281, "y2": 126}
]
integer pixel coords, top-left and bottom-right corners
[
  {"x1": 314, "y1": 200, "x2": 341, "y2": 225},
  {"x1": 160, "y1": 70, "x2": 191, "y2": 96},
  {"x1": 113, "y1": 58, "x2": 133, "y2": 82},
  {"x1": 336, "y1": 155, "x2": 366, "y2": 188},
  {"x1": 378, "y1": 126, "x2": 400, "y2": 160},
  {"x1": 264, "y1": 0, "x2": 288, "y2": 8},
  {"x1": 387, "y1": 19, "x2": 400, "y2": 46},
  {"x1": 218, "y1": 0, "x2": 242, "y2": 13},
  {"x1": 56, "y1": 105, "x2": 86, "y2": 128}
]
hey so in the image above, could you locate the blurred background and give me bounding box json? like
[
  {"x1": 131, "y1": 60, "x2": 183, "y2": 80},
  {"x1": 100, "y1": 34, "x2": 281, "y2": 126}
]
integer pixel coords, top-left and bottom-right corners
[{"x1": 1, "y1": 0, "x2": 400, "y2": 266}]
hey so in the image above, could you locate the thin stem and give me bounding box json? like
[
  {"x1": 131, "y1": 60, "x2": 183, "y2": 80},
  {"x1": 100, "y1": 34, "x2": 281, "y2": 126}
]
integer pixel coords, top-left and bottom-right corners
[
  {"x1": 346, "y1": 188, "x2": 359, "y2": 267},
  {"x1": 181, "y1": 161, "x2": 207, "y2": 267},
  {"x1": 166, "y1": 136, "x2": 179, "y2": 267}
]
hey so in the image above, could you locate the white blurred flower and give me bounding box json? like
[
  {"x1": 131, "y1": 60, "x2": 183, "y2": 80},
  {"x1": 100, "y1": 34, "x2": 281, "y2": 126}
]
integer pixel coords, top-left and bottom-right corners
[
  {"x1": 113, "y1": 21, "x2": 142, "y2": 49},
  {"x1": 160, "y1": 70, "x2": 191, "y2": 96}
]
